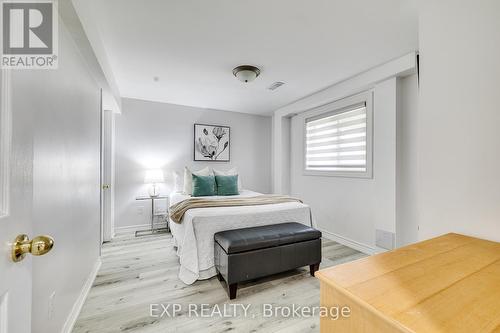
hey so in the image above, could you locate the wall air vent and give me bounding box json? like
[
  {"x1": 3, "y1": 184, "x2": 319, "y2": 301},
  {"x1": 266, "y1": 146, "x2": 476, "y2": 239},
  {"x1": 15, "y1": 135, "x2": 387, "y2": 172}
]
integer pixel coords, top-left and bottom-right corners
[
  {"x1": 268, "y1": 81, "x2": 285, "y2": 91},
  {"x1": 376, "y1": 229, "x2": 395, "y2": 250}
]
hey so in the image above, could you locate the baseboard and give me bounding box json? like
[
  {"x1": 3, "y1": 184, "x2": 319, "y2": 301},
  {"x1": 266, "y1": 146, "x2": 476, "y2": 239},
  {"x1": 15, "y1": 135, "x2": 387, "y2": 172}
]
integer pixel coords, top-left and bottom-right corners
[
  {"x1": 115, "y1": 223, "x2": 166, "y2": 234},
  {"x1": 61, "y1": 257, "x2": 101, "y2": 333},
  {"x1": 318, "y1": 228, "x2": 376, "y2": 255}
]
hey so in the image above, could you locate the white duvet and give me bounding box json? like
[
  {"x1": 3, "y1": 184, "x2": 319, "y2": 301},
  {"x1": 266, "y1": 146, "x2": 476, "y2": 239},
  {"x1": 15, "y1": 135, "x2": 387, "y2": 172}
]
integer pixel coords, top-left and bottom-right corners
[{"x1": 169, "y1": 190, "x2": 313, "y2": 284}]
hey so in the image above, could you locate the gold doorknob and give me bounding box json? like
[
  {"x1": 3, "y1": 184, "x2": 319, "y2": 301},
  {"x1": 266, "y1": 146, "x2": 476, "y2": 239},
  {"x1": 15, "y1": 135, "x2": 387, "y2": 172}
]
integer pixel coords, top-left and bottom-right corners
[
  {"x1": 11, "y1": 234, "x2": 54, "y2": 262},
  {"x1": 102, "y1": 184, "x2": 110, "y2": 190}
]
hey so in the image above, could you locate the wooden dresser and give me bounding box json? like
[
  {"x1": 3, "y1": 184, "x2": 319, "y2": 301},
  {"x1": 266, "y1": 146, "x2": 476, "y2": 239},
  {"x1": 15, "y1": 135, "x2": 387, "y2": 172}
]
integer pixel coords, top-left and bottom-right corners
[{"x1": 316, "y1": 233, "x2": 500, "y2": 333}]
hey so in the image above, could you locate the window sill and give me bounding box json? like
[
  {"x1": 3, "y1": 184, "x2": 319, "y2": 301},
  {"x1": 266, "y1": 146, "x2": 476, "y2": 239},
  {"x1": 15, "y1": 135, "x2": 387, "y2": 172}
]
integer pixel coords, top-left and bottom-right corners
[{"x1": 303, "y1": 169, "x2": 373, "y2": 179}]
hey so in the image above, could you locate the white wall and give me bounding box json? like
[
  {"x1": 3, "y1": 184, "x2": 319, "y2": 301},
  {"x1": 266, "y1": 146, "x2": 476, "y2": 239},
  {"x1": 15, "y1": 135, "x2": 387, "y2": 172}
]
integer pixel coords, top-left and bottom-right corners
[
  {"x1": 12, "y1": 19, "x2": 101, "y2": 333},
  {"x1": 272, "y1": 54, "x2": 417, "y2": 253},
  {"x1": 273, "y1": 53, "x2": 417, "y2": 194},
  {"x1": 396, "y1": 74, "x2": 419, "y2": 246},
  {"x1": 114, "y1": 98, "x2": 272, "y2": 229},
  {"x1": 290, "y1": 78, "x2": 400, "y2": 252},
  {"x1": 417, "y1": 0, "x2": 500, "y2": 242},
  {"x1": 280, "y1": 117, "x2": 291, "y2": 195}
]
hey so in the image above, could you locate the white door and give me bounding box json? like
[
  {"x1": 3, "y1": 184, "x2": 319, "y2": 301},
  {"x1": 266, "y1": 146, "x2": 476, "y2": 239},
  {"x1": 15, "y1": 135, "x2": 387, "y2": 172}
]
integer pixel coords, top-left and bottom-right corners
[
  {"x1": 0, "y1": 70, "x2": 33, "y2": 332},
  {"x1": 101, "y1": 106, "x2": 114, "y2": 243}
]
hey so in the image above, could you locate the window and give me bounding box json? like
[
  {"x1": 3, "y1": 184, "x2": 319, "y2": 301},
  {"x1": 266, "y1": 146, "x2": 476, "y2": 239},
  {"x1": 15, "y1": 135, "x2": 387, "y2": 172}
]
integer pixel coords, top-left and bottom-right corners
[{"x1": 304, "y1": 92, "x2": 373, "y2": 178}]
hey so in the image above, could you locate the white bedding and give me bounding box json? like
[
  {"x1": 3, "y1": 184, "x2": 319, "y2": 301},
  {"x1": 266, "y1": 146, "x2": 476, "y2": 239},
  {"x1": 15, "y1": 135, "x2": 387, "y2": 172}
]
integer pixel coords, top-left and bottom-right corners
[{"x1": 169, "y1": 190, "x2": 312, "y2": 284}]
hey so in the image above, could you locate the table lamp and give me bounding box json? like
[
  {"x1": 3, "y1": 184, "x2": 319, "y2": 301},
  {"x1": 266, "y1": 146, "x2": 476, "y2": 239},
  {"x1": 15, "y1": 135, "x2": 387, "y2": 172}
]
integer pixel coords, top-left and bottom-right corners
[{"x1": 144, "y1": 169, "x2": 164, "y2": 197}]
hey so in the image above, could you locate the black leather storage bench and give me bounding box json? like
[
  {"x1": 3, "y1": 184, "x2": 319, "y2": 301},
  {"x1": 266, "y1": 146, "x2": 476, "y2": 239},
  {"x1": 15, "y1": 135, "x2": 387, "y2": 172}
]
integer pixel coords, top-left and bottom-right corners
[{"x1": 214, "y1": 222, "x2": 322, "y2": 299}]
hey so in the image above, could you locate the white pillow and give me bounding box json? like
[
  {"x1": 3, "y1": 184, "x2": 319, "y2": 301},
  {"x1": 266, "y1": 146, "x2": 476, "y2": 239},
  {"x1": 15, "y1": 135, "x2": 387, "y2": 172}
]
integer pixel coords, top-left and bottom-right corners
[
  {"x1": 213, "y1": 168, "x2": 242, "y2": 191},
  {"x1": 183, "y1": 166, "x2": 212, "y2": 195},
  {"x1": 172, "y1": 171, "x2": 182, "y2": 193}
]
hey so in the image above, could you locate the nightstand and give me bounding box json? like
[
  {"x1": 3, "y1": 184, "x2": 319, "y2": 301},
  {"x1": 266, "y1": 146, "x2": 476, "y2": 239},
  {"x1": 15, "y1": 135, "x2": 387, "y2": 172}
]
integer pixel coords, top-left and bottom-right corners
[{"x1": 135, "y1": 196, "x2": 169, "y2": 237}]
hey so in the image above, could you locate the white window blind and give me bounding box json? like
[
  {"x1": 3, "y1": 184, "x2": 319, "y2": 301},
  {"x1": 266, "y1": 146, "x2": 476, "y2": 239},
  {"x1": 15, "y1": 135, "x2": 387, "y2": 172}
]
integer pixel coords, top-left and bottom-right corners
[{"x1": 305, "y1": 102, "x2": 367, "y2": 173}]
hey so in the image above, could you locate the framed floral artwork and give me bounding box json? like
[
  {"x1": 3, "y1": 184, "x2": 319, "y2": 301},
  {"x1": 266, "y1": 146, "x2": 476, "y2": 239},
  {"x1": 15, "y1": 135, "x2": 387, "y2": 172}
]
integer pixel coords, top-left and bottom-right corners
[{"x1": 194, "y1": 124, "x2": 230, "y2": 161}]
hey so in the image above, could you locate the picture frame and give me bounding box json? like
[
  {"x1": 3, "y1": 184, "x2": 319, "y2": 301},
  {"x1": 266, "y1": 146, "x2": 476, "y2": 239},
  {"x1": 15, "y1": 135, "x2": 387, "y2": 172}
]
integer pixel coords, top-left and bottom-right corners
[{"x1": 193, "y1": 124, "x2": 230, "y2": 162}]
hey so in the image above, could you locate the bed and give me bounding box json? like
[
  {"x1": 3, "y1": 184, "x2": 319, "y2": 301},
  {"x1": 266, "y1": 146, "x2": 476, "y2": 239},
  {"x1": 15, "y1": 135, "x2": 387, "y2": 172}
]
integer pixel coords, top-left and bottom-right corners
[{"x1": 169, "y1": 190, "x2": 313, "y2": 284}]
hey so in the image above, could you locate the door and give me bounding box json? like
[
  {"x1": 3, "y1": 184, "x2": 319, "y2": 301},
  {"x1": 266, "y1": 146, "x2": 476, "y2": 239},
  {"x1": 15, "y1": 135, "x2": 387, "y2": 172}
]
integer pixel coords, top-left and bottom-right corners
[
  {"x1": 100, "y1": 89, "x2": 104, "y2": 245},
  {"x1": 100, "y1": 97, "x2": 114, "y2": 243},
  {"x1": 0, "y1": 70, "x2": 33, "y2": 332}
]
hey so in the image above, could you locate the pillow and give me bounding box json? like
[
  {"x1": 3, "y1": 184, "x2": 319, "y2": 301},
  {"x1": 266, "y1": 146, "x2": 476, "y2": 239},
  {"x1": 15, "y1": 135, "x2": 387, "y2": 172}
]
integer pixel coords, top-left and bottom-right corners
[
  {"x1": 192, "y1": 174, "x2": 216, "y2": 197},
  {"x1": 213, "y1": 168, "x2": 242, "y2": 191},
  {"x1": 215, "y1": 175, "x2": 239, "y2": 196},
  {"x1": 183, "y1": 166, "x2": 212, "y2": 194}
]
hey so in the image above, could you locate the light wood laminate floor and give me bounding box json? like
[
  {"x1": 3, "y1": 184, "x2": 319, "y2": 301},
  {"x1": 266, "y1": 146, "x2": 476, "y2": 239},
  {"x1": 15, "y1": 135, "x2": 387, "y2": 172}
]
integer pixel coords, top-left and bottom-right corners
[{"x1": 73, "y1": 232, "x2": 366, "y2": 333}]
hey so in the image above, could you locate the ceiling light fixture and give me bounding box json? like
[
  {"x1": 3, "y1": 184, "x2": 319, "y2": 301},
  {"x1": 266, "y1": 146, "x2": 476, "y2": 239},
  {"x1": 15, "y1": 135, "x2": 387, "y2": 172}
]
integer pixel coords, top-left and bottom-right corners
[{"x1": 232, "y1": 65, "x2": 261, "y2": 83}]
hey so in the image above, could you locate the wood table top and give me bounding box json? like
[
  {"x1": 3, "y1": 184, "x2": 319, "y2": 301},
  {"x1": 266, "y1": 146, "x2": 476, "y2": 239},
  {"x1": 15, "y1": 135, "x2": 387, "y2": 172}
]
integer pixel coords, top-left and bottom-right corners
[{"x1": 316, "y1": 233, "x2": 500, "y2": 333}]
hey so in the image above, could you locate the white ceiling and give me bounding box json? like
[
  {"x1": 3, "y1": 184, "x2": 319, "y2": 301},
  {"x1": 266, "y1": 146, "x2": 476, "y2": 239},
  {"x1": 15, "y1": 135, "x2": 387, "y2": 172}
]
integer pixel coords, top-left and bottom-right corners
[{"x1": 80, "y1": 0, "x2": 418, "y2": 115}]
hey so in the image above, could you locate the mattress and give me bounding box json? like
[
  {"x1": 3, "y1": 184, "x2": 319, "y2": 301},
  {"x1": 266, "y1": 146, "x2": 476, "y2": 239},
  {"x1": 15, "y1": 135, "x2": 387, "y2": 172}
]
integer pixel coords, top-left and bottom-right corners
[{"x1": 169, "y1": 190, "x2": 313, "y2": 284}]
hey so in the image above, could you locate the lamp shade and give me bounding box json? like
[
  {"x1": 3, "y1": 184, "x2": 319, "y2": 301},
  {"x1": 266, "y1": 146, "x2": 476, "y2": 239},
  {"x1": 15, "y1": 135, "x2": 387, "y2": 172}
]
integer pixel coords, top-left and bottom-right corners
[
  {"x1": 232, "y1": 65, "x2": 261, "y2": 83},
  {"x1": 144, "y1": 169, "x2": 164, "y2": 184},
  {"x1": 235, "y1": 69, "x2": 257, "y2": 82}
]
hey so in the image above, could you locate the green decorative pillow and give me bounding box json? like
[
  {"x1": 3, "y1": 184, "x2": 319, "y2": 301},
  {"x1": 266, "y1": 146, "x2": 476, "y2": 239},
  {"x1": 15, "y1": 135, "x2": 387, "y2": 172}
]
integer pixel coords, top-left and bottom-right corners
[
  {"x1": 191, "y1": 174, "x2": 216, "y2": 197},
  {"x1": 215, "y1": 175, "x2": 239, "y2": 196}
]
